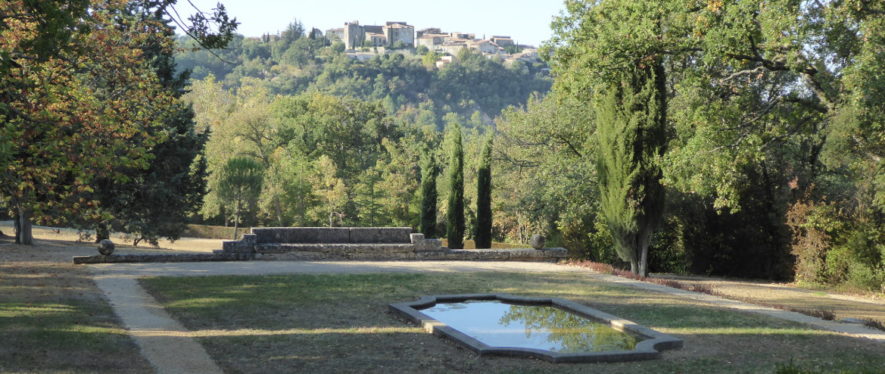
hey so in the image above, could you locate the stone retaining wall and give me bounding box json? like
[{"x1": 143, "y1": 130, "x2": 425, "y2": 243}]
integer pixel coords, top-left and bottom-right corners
[
  {"x1": 218, "y1": 228, "x2": 568, "y2": 262},
  {"x1": 73, "y1": 252, "x2": 251, "y2": 264},
  {"x1": 256, "y1": 247, "x2": 568, "y2": 262}
]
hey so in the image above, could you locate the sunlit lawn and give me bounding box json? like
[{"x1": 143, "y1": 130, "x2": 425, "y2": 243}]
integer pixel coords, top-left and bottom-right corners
[{"x1": 142, "y1": 272, "x2": 885, "y2": 373}]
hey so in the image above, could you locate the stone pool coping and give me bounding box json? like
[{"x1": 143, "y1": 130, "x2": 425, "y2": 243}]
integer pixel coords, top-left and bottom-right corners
[{"x1": 389, "y1": 293, "x2": 683, "y2": 363}]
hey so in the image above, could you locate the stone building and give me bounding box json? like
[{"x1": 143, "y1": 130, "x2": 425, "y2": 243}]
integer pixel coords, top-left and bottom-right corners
[
  {"x1": 341, "y1": 21, "x2": 415, "y2": 49},
  {"x1": 439, "y1": 41, "x2": 468, "y2": 56},
  {"x1": 491, "y1": 35, "x2": 514, "y2": 47},
  {"x1": 469, "y1": 40, "x2": 502, "y2": 55},
  {"x1": 416, "y1": 28, "x2": 441, "y2": 38},
  {"x1": 343, "y1": 21, "x2": 365, "y2": 50},
  {"x1": 384, "y1": 22, "x2": 415, "y2": 47},
  {"x1": 416, "y1": 33, "x2": 447, "y2": 50},
  {"x1": 448, "y1": 32, "x2": 475, "y2": 41},
  {"x1": 366, "y1": 32, "x2": 388, "y2": 47}
]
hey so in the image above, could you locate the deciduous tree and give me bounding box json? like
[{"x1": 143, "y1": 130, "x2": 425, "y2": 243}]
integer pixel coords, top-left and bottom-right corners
[{"x1": 217, "y1": 157, "x2": 263, "y2": 239}]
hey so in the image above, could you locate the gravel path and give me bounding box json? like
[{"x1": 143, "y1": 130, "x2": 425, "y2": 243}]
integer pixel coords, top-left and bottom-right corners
[
  {"x1": 655, "y1": 274, "x2": 884, "y2": 322},
  {"x1": 93, "y1": 276, "x2": 223, "y2": 374}
]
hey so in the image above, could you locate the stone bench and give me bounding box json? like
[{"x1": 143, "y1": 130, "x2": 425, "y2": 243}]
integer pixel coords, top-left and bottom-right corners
[{"x1": 220, "y1": 227, "x2": 442, "y2": 258}]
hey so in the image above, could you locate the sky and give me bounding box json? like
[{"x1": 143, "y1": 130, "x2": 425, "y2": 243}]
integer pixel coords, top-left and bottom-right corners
[{"x1": 179, "y1": 0, "x2": 566, "y2": 47}]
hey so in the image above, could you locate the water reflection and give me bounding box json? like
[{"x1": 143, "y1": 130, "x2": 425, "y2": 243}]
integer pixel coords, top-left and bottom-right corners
[{"x1": 421, "y1": 300, "x2": 638, "y2": 353}]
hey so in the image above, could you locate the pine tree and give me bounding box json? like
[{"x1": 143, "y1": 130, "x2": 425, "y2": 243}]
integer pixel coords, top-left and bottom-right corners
[
  {"x1": 475, "y1": 136, "x2": 493, "y2": 248},
  {"x1": 419, "y1": 153, "x2": 438, "y2": 238},
  {"x1": 446, "y1": 125, "x2": 465, "y2": 249},
  {"x1": 595, "y1": 64, "x2": 666, "y2": 276}
]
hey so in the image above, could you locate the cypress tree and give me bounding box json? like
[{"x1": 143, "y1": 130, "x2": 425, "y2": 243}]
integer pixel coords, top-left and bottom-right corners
[
  {"x1": 446, "y1": 125, "x2": 465, "y2": 249},
  {"x1": 419, "y1": 153, "x2": 438, "y2": 238},
  {"x1": 596, "y1": 64, "x2": 666, "y2": 277},
  {"x1": 475, "y1": 136, "x2": 493, "y2": 249}
]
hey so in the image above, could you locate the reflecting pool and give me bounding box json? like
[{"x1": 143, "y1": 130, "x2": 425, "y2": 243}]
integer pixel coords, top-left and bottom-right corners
[{"x1": 420, "y1": 300, "x2": 638, "y2": 353}]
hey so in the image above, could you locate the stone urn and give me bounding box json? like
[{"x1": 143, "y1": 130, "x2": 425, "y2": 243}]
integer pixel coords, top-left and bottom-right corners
[
  {"x1": 530, "y1": 234, "x2": 546, "y2": 250},
  {"x1": 98, "y1": 239, "x2": 115, "y2": 256}
]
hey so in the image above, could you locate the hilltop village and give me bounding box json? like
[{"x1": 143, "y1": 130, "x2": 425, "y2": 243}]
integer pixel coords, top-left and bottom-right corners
[{"x1": 319, "y1": 21, "x2": 541, "y2": 68}]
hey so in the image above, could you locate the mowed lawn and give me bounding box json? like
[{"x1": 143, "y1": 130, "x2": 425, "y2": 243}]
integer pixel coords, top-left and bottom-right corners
[{"x1": 142, "y1": 272, "x2": 885, "y2": 374}]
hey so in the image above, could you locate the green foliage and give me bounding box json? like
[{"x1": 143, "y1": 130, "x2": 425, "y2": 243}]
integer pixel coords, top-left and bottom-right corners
[
  {"x1": 788, "y1": 195, "x2": 883, "y2": 290},
  {"x1": 176, "y1": 37, "x2": 550, "y2": 129},
  {"x1": 217, "y1": 157, "x2": 263, "y2": 238},
  {"x1": 475, "y1": 136, "x2": 493, "y2": 248},
  {"x1": 542, "y1": 0, "x2": 884, "y2": 282},
  {"x1": 187, "y1": 79, "x2": 419, "y2": 228},
  {"x1": 419, "y1": 153, "x2": 439, "y2": 238},
  {"x1": 594, "y1": 66, "x2": 666, "y2": 276},
  {"x1": 85, "y1": 2, "x2": 212, "y2": 245},
  {"x1": 1, "y1": 1, "x2": 187, "y2": 243},
  {"x1": 495, "y1": 93, "x2": 597, "y2": 250},
  {"x1": 446, "y1": 124, "x2": 465, "y2": 249}
]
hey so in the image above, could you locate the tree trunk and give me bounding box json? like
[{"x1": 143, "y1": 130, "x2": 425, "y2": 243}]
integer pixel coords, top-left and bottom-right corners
[
  {"x1": 13, "y1": 212, "x2": 21, "y2": 244},
  {"x1": 17, "y1": 207, "x2": 33, "y2": 245},
  {"x1": 630, "y1": 260, "x2": 638, "y2": 275},
  {"x1": 638, "y1": 227, "x2": 652, "y2": 277},
  {"x1": 232, "y1": 200, "x2": 240, "y2": 240},
  {"x1": 95, "y1": 223, "x2": 110, "y2": 242},
  {"x1": 274, "y1": 197, "x2": 284, "y2": 227}
]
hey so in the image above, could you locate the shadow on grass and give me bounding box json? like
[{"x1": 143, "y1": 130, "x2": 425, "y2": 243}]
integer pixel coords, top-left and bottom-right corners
[
  {"x1": 180, "y1": 326, "x2": 884, "y2": 374},
  {"x1": 0, "y1": 255, "x2": 152, "y2": 372}
]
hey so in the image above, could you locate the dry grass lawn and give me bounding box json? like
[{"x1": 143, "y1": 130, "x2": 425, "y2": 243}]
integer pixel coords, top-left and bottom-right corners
[
  {"x1": 0, "y1": 238, "x2": 153, "y2": 373},
  {"x1": 142, "y1": 272, "x2": 885, "y2": 374}
]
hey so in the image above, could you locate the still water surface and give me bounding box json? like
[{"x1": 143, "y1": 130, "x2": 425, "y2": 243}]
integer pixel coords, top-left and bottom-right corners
[{"x1": 420, "y1": 300, "x2": 638, "y2": 353}]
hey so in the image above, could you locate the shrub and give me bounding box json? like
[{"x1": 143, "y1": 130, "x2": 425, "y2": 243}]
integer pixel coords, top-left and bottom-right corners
[
  {"x1": 825, "y1": 246, "x2": 854, "y2": 283},
  {"x1": 844, "y1": 262, "x2": 884, "y2": 293},
  {"x1": 787, "y1": 199, "x2": 841, "y2": 284}
]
